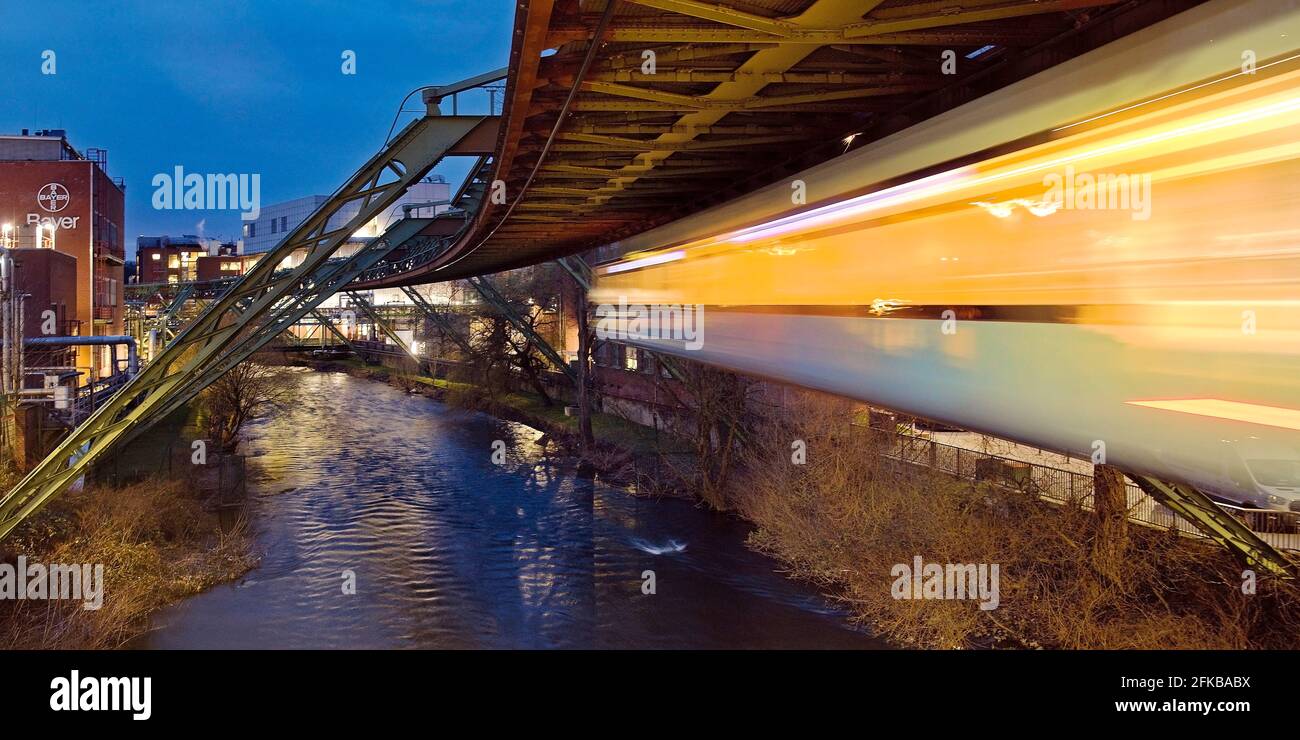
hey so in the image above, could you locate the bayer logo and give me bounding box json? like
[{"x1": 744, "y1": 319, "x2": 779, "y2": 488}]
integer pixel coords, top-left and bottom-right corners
[{"x1": 37, "y1": 183, "x2": 71, "y2": 213}]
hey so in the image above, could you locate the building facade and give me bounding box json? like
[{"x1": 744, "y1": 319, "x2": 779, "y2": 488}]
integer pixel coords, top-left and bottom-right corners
[
  {"x1": 196, "y1": 248, "x2": 259, "y2": 282},
  {"x1": 241, "y1": 176, "x2": 451, "y2": 253},
  {"x1": 0, "y1": 130, "x2": 125, "y2": 384},
  {"x1": 136, "y1": 235, "x2": 221, "y2": 284}
]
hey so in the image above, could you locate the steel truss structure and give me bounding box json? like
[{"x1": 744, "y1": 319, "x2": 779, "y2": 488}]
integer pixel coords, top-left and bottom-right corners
[
  {"x1": 349, "y1": 0, "x2": 1200, "y2": 286},
  {"x1": 399, "y1": 285, "x2": 475, "y2": 356},
  {"x1": 344, "y1": 291, "x2": 415, "y2": 356},
  {"x1": 1133, "y1": 476, "x2": 1296, "y2": 577},
  {"x1": 466, "y1": 275, "x2": 576, "y2": 383},
  {"x1": 0, "y1": 115, "x2": 489, "y2": 539}
]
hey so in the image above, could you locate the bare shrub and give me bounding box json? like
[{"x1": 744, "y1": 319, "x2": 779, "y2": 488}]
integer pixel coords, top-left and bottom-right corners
[
  {"x1": 0, "y1": 479, "x2": 256, "y2": 649},
  {"x1": 463, "y1": 268, "x2": 563, "y2": 405},
  {"x1": 730, "y1": 390, "x2": 1300, "y2": 649}
]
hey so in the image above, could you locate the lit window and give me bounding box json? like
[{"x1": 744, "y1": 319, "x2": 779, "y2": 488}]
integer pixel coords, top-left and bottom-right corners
[
  {"x1": 168, "y1": 256, "x2": 180, "y2": 268},
  {"x1": 151, "y1": 253, "x2": 161, "y2": 260}
]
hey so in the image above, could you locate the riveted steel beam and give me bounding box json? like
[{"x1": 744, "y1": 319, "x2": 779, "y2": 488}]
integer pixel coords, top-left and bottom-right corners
[
  {"x1": 549, "y1": 24, "x2": 1047, "y2": 46},
  {"x1": 622, "y1": 0, "x2": 801, "y2": 36},
  {"x1": 583, "y1": 79, "x2": 930, "y2": 108},
  {"x1": 566, "y1": 0, "x2": 883, "y2": 208},
  {"x1": 844, "y1": 0, "x2": 1125, "y2": 38},
  {"x1": 587, "y1": 69, "x2": 941, "y2": 85},
  {"x1": 601, "y1": 43, "x2": 771, "y2": 70},
  {"x1": 567, "y1": 99, "x2": 884, "y2": 112},
  {"x1": 1133, "y1": 476, "x2": 1297, "y2": 578},
  {"x1": 575, "y1": 123, "x2": 825, "y2": 135},
  {"x1": 550, "y1": 132, "x2": 806, "y2": 150}
]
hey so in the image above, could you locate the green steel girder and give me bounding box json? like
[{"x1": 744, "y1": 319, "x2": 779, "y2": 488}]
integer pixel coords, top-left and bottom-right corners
[
  {"x1": 1133, "y1": 476, "x2": 1297, "y2": 578},
  {"x1": 344, "y1": 291, "x2": 414, "y2": 356},
  {"x1": 555, "y1": 255, "x2": 592, "y2": 293},
  {"x1": 0, "y1": 115, "x2": 488, "y2": 540},
  {"x1": 137, "y1": 218, "x2": 443, "y2": 432},
  {"x1": 398, "y1": 285, "x2": 475, "y2": 356},
  {"x1": 307, "y1": 309, "x2": 362, "y2": 354},
  {"x1": 466, "y1": 275, "x2": 576, "y2": 384},
  {"x1": 619, "y1": 0, "x2": 1125, "y2": 42},
  {"x1": 155, "y1": 281, "x2": 195, "y2": 344},
  {"x1": 352, "y1": 155, "x2": 497, "y2": 287}
]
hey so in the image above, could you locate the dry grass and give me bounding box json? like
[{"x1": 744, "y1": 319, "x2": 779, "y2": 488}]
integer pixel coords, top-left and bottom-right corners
[
  {"x1": 729, "y1": 392, "x2": 1300, "y2": 649},
  {"x1": 0, "y1": 478, "x2": 257, "y2": 650}
]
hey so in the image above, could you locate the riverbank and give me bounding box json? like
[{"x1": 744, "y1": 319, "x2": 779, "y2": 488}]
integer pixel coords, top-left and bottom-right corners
[
  {"x1": 298, "y1": 357, "x2": 1300, "y2": 650},
  {"x1": 0, "y1": 404, "x2": 258, "y2": 649},
  {"x1": 0, "y1": 477, "x2": 256, "y2": 649}
]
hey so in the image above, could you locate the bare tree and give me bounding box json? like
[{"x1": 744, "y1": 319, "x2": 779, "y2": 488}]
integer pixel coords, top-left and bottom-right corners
[
  {"x1": 465, "y1": 267, "x2": 563, "y2": 405},
  {"x1": 651, "y1": 356, "x2": 755, "y2": 510},
  {"x1": 202, "y1": 362, "x2": 292, "y2": 452}
]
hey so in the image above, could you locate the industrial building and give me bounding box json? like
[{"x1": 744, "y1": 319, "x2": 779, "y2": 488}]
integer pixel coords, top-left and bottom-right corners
[{"x1": 0, "y1": 129, "x2": 126, "y2": 387}]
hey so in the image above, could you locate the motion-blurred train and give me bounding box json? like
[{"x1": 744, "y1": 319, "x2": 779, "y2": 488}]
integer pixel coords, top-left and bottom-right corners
[{"x1": 590, "y1": 0, "x2": 1300, "y2": 510}]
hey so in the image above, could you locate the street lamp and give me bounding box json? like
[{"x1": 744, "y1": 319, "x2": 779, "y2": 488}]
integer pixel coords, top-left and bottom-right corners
[{"x1": 1, "y1": 224, "x2": 11, "y2": 249}]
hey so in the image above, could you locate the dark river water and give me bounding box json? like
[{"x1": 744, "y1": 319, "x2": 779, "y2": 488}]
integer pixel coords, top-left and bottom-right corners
[{"x1": 139, "y1": 370, "x2": 882, "y2": 649}]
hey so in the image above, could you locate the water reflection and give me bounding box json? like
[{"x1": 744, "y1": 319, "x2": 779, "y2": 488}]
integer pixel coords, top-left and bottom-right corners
[{"x1": 139, "y1": 370, "x2": 881, "y2": 649}]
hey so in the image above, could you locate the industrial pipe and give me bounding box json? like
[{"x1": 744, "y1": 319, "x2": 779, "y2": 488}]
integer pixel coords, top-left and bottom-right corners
[{"x1": 24, "y1": 335, "x2": 139, "y2": 376}]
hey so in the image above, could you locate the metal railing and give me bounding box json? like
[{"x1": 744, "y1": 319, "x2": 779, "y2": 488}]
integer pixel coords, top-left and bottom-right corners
[{"x1": 869, "y1": 426, "x2": 1300, "y2": 553}]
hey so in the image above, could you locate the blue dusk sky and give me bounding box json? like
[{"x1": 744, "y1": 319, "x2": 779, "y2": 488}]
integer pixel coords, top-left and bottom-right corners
[{"x1": 0, "y1": 0, "x2": 515, "y2": 254}]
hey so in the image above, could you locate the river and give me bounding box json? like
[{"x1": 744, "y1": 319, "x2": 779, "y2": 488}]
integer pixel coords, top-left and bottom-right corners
[{"x1": 138, "y1": 369, "x2": 882, "y2": 649}]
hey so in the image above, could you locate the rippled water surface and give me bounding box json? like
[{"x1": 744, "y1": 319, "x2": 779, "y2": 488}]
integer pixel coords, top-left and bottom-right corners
[{"x1": 140, "y1": 370, "x2": 882, "y2": 649}]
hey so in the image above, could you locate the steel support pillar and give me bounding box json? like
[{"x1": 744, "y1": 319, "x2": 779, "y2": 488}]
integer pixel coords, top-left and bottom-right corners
[
  {"x1": 1133, "y1": 475, "x2": 1296, "y2": 578},
  {"x1": 344, "y1": 291, "x2": 414, "y2": 356},
  {"x1": 308, "y1": 309, "x2": 362, "y2": 354},
  {"x1": 555, "y1": 255, "x2": 592, "y2": 292},
  {"x1": 398, "y1": 285, "x2": 475, "y2": 356},
  {"x1": 466, "y1": 274, "x2": 576, "y2": 383},
  {"x1": 0, "y1": 114, "x2": 489, "y2": 540},
  {"x1": 155, "y1": 282, "x2": 194, "y2": 345}
]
